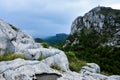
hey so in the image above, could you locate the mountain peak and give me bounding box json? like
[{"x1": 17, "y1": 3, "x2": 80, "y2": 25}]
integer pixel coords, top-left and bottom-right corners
[
  {"x1": 90, "y1": 6, "x2": 112, "y2": 12},
  {"x1": 88, "y1": 6, "x2": 120, "y2": 16},
  {"x1": 71, "y1": 6, "x2": 120, "y2": 35}
]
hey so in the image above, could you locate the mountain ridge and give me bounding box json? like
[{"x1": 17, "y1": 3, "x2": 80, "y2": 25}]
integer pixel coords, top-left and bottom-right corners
[{"x1": 44, "y1": 33, "x2": 68, "y2": 45}]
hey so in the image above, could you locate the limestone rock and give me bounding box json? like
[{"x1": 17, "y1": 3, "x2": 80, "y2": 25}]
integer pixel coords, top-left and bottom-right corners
[
  {"x1": 0, "y1": 19, "x2": 36, "y2": 54},
  {"x1": 0, "y1": 59, "x2": 120, "y2": 80},
  {"x1": 108, "y1": 75, "x2": 120, "y2": 80},
  {"x1": 80, "y1": 63, "x2": 100, "y2": 74},
  {"x1": 0, "y1": 59, "x2": 61, "y2": 80},
  {"x1": 24, "y1": 48, "x2": 69, "y2": 71}
]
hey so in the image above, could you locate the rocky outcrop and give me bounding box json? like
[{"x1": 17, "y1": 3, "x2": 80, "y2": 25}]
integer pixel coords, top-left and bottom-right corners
[
  {"x1": 0, "y1": 59, "x2": 120, "y2": 80},
  {"x1": 0, "y1": 59, "x2": 61, "y2": 80},
  {"x1": 80, "y1": 63, "x2": 100, "y2": 74},
  {"x1": 0, "y1": 19, "x2": 35, "y2": 54},
  {"x1": 0, "y1": 19, "x2": 69, "y2": 72},
  {"x1": 25, "y1": 48, "x2": 69, "y2": 71}
]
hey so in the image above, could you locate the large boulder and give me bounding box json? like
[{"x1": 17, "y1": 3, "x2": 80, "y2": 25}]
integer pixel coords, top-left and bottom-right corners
[
  {"x1": 24, "y1": 48, "x2": 69, "y2": 71},
  {"x1": 80, "y1": 63, "x2": 100, "y2": 74}
]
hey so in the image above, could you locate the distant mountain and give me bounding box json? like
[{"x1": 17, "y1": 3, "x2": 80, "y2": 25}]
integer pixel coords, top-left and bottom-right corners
[
  {"x1": 44, "y1": 33, "x2": 68, "y2": 45},
  {"x1": 34, "y1": 38, "x2": 45, "y2": 43}
]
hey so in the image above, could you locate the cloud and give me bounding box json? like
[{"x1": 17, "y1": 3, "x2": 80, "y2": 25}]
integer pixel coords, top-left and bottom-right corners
[{"x1": 0, "y1": 0, "x2": 120, "y2": 38}]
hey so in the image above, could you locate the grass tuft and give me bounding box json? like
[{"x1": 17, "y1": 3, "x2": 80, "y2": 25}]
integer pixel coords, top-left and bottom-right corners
[
  {"x1": 65, "y1": 51, "x2": 86, "y2": 72},
  {"x1": 50, "y1": 64, "x2": 61, "y2": 71},
  {"x1": 0, "y1": 52, "x2": 26, "y2": 61},
  {"x1": 38, "y1": 56, "x2": 46, "y2": 61}
]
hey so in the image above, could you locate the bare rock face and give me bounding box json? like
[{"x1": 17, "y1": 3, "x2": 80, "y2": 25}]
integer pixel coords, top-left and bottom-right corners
[
  {"x1": 0, "y1": 19, "x2": 35, "y2": 54},
  {"x1": 0, "y1": 59, "x2": 120, "y2": 80},
  {"x1": 0, "y1": 59, "x2": 61, "y2": 80}
]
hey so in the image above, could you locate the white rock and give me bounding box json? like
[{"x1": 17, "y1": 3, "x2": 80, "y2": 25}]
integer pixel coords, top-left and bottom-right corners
[
  {"x1": 0, "y1": 59, "x2": 61, "y2": 80},
  {"x1": 0, "y1": 59, "x2": 120, "y2": 80},
  {"x1": 24, "y1": 48, "x2": 69, "y2": 71},
  {"x1": 108, "y1": 75, "x2": 120, "y2": 80},
  {"x1": 80, "y1": 63, "x2": 100, "y2": 74}
]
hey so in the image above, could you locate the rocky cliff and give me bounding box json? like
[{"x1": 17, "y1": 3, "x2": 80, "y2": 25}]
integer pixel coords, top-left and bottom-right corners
[
  {"x1": 0, "y1": 19, "x2": 35, "y2": 54},
  {"x1": 65, "y1": 6, "x2": 120, "y2": 47}
]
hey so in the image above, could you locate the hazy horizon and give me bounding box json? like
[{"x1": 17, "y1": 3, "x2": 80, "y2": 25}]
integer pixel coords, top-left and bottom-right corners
[{"x1": 0, "y1": 0, "x2": 120, "y2": 38}]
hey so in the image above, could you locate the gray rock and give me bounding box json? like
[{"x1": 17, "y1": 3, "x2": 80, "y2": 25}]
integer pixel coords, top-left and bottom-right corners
[
  {"x1": 0, "y1": 59, "x2": 120, "y2": 80},
  {"x1": 0, "y1": 19, "x2": 36, "y2": 54},
  {"x1": 108, "y1": 75, "x2": 120, "y2": 80},
  {"x1": 80, "y1": 63, "x2": 100, "y2": 74},
  {"x1": 0, "y1": 59, "x2": 61, "y2": 80},
  {"x1": 24, "y1": 48, "x2": 69, "y2": 71}
]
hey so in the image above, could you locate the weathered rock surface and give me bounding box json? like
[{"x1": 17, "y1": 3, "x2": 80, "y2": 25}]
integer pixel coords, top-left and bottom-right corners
[
  {"x1": 0, "y1": 19, "x2": 35, "y2": 54},
  {"x1": 0, "y1": 59, "x2": 61, "y2": 80},
  {"x1": 0, "y1": 19, "x2": 69, "y2": 72},
  {"x1": 0, "y1": 59, "x2": 120, "y2": 80},
  {"x1": 80, "y1": 63, "x2": 100, "y2": 74}
]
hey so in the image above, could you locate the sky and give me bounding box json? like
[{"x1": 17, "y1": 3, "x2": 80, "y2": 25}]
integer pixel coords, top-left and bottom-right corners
[{"x1": 0, "y1": 0, "x2": 120, "y2": 38}]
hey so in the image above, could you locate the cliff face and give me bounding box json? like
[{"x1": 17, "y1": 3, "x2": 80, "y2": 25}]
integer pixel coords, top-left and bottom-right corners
[
  {"x1": 0, "y1": 20, "x2": 35, "y2": 54},
  {"x1": 65, "y1": 6, "x2": 120, "y2": 47}
]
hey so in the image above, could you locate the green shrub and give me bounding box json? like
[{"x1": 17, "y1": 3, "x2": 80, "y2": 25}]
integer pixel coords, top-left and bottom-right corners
[
  {"x1": 50, "y1": 64, "x2": 61, "y2": 71},
  {"x1": 69, "y1": 58, "x2": 86, "y2": 72},
  {"x1": 0, "y1": 52, "x2": 26, "y2": 61},
  {"x1": 66, "y1": 51, "x2": 76, "y2": 58},
  {"x1": 66, "y1": 46, "x2": 120, "y2": 75},
  {"x1": 41, "y1": 42, "x2": 49, "y2": 48},
  {"x1": 65, "y1": 51, "x2": 86, "y2": 72},
  {"x1": 38, "y1": 56, "x2": 46, "y2": 61}
]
